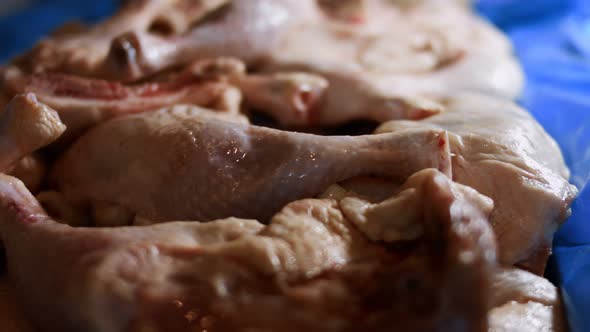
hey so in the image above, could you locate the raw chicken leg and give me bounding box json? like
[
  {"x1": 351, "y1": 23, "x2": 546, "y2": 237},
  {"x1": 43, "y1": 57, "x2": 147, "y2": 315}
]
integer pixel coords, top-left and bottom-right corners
[
  {"x1": 231, "y1": 72, "x2": 329, "y2": 126},
  {"x1": 377, "y1": 93, "x2": 577, "y2": 272},
  {"x1": 0, "y1": 0, "x2": 574, "y2": 330},
  {"x1": 99, "y1": 0, "x2": 317, "y2": 81},
  {"x1": 0, "y1": 169, "x2": 495, "y2": 331},
  {"x1": 14, "y1": 0, "x2": 229, "y2": 77},
  {"x1": 7, "y1": 58, "x2": 331, "y2": 140},
  {"x1": 51, "y1": 106, "x2": 451, "y2": 223},
  {"x1": 260, "y1": 0, "x2": 523, "y2": 124},
  {"x1": 7, "y1": 0, "x2": 522, "y2": 127},
  {"x1": 97, "y1": 0, "x2": 522, "y2": 125},
  {"x1": 3, "y1": 59, "x2": 250, "y2": 145}
]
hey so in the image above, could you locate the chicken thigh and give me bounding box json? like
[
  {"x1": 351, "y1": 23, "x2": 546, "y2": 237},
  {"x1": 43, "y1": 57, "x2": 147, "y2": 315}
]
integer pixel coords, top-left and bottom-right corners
[
  {"x1": 2, "y1": 59, "x2": 249, "y2": 145},
  {"x1": 377, "y1": 93, "x2": 577, "y2": 272},
  {"x1": 260, "y1": 0, "x2": 523, "y2": 125}
]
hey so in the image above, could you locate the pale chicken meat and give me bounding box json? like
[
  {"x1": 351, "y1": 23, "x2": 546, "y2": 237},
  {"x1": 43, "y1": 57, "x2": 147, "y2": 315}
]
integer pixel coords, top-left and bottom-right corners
[
  {"x1": 0, "y1": 169, "x2": 496, "y2": 332},
  {"x1": 5, "y1": 58, "x2": 330, "y2": 141},
  {"x1": 377, "y1": 93, "x2": 577, "y2": 273},
  {"x1": 0, "y1": 94, "x2": 65, "y2": 172},
  {"x1": 232, "y1": 71, "x2": 329, "y2": 126},
  {"x1": 94, "y1": 0, "x2": 522, "y2": 125},
  {"x1": 25, "y1": 76, "x2": 244, "y2": 144},
  {"x1": 51, "y1": 106, "x2": 451, "y2": 223},
  {"x1": 13, "y1": 0, "x2": 230, "y2": 77},
  {"x1": 488, "y1": 268, "x2": 566, "y2": 332},
  {"x1": 3, "y1": 59, "x2": 248, "y2": 144},
  {"x1": 6, "y1": 0, "x2": 522, "y2": 127},
  {"x1": 50, "y1": 92, "x2": 576, "y2": 273},
  {"x1": 0, "y1": 0, "x2": 578, "y2": 330},
  {"x1": 8, "y1": 0, "x2": 307, "y2": 80}
]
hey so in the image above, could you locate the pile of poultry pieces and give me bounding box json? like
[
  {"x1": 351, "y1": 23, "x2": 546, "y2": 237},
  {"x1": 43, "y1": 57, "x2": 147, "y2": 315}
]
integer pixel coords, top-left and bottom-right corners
[{"x1": 0, "y1": 0, "x2": 577, "y2": 331}]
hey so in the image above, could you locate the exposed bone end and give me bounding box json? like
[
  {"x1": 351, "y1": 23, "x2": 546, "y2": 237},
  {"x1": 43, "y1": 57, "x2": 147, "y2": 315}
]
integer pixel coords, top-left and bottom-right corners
[
  {"x1": 236, "y1": 72, "x2": 329, "y2": 126},
  {"x1": 102, "y1": 31, "x2": 152, "y2": 82},
  {"x1": 372, "y1": 124, "x2": 452, "y2": 178},
  {"x1": 2, "y1": 93, "x2": 66, "y2": 153},
  {"x1": 403, "y1": 97, "x2": 446, "y2": 119},
  {"x1": 104, "y1": 30, "x2": 218, "y2": 83}
]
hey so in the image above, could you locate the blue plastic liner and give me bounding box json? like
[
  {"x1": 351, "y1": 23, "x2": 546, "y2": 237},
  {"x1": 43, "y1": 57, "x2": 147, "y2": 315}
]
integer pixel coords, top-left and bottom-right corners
[
  {"x1": 478, "y1": 1, "x2": 590, "y2": 330},
  {"x1": 1, "y1": 1, "x2": 589, "y2": 330}
]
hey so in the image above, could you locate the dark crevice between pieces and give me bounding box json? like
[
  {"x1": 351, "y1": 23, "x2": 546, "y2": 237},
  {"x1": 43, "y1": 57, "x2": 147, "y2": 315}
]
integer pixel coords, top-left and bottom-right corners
[
  {"x1": 0, "y1": 243, "x2": 6, "y2": 275},
  {"x1": 148, "y1": 18, "x2": 175, "y2": 36},
  {"x1": 249, "y1": 110, "x2": 379, "y2": 136}
]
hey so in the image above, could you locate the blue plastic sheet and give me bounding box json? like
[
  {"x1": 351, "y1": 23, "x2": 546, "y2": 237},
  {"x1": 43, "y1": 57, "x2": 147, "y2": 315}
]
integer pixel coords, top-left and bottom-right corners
[
  {"x1": 1, "y1": 1, "x2": 589, "y2": 330},
  {"x1": 478, "y1": 1, "x2": 590, "y2": 331}
]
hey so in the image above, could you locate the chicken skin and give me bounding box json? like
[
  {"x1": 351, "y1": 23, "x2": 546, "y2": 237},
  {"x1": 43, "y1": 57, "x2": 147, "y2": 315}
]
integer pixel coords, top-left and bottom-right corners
[{"x1": 52, "y1": 105, "x2": 451, "y2": 223}]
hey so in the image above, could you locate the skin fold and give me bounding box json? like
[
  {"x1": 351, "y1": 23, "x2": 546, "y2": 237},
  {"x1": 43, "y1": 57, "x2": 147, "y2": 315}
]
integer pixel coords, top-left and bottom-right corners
[
  {"x1": 5, "y1": 0, "x2": 523, "y2": 129},
  {"x1": 49, "y1": 93, "x2": 577, "y2": 272},
  {"x1": 0, "y1": 169, "x2": 496, "y2": 332},
  {"x1": 377, "y1": 93, "x2": 577, "y2": 273},
  {"x1": 0, "y1": 1, "x2": 575, "y2": 331}
]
